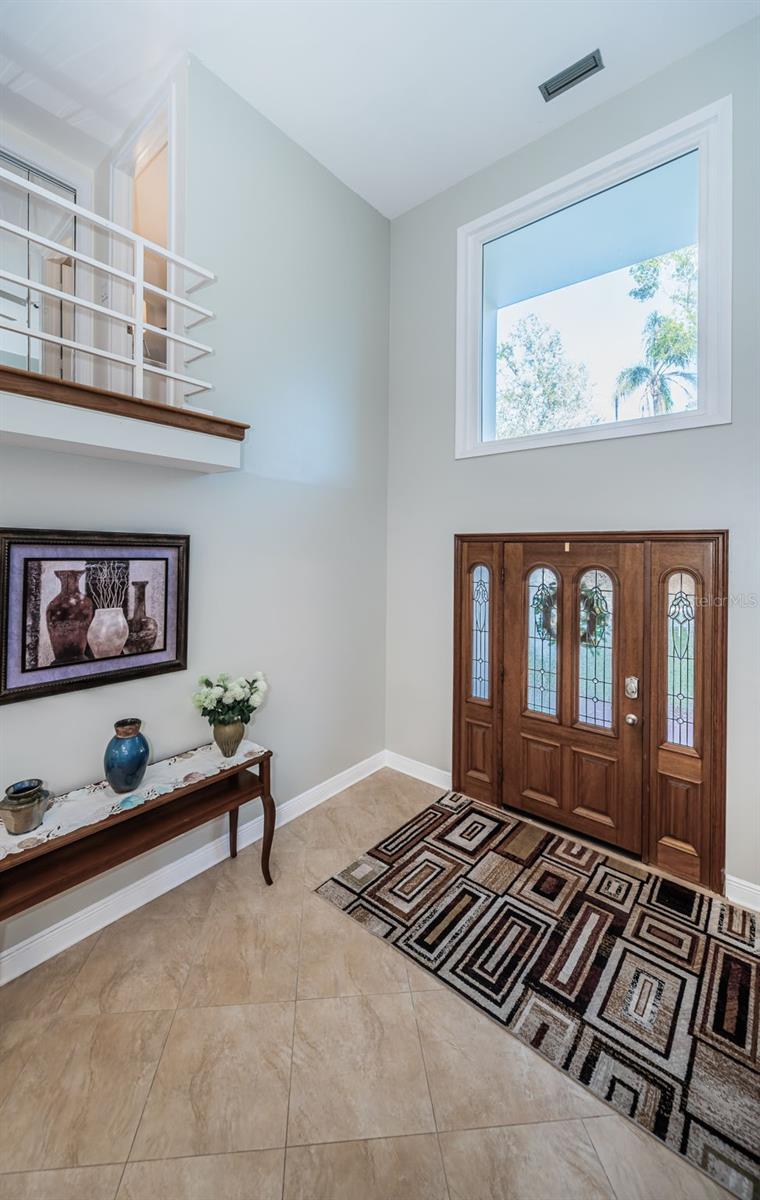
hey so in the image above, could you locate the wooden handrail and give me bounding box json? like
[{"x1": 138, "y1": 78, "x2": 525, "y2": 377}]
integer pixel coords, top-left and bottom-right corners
[{"x1": 0, "y1": 365, "x2": 249, "y2": 442}]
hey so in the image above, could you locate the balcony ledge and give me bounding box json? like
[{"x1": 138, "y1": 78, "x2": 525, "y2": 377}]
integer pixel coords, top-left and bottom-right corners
[{"x1": 0, "y1": 367, "x2": 248, "y2": 473}]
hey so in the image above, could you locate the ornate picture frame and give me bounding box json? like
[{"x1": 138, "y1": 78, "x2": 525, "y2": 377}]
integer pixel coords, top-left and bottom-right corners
[{"x1": 0, "y1": 529, "x2": 189, "y2": 705}]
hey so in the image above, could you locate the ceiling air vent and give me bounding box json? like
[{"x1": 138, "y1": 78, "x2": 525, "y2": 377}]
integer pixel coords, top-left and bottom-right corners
[{"x1": 539, "y1": 49, "x2": 604, "y2": 102}]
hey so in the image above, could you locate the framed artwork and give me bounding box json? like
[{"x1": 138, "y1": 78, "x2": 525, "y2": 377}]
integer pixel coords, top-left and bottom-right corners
[{"x1": 0, "y1": 529, "x2": 189, "y2": 705}]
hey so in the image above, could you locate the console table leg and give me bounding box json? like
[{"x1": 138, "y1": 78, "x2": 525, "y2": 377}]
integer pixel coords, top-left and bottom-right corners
[
  {"x1": 261, "y1": 757, "x2": 275, "y2": 886},
  {"x1": 229, "y1": 806, "x2": 239, "y2": 859}
]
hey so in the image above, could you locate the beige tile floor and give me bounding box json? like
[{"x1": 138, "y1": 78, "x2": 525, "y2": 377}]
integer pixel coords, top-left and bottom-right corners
[{"x1": 0, "y1": 768, "x2": 734, "y2": 1200}]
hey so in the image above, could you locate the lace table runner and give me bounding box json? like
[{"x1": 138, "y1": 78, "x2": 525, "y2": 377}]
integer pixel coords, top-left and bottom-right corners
[{"x1": 0, "y1": 739, "x2": 266, "y2": 859}]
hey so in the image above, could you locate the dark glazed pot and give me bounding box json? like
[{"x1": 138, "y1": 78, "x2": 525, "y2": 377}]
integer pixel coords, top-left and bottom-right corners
[
  {"x1": 46, "y1": 569, "x2": 94, "y2": 664},
  {"x1": 125, "y1": 581, "x2": 158, "y2": 655},
  {"x1": 104, "y1": 718, "x2": 150, "y2": 794}
]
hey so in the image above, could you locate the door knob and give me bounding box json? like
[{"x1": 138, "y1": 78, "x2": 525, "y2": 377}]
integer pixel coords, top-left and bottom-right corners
[{"x1": 624, "y1": 713, "x2": 639, "y2": 726}]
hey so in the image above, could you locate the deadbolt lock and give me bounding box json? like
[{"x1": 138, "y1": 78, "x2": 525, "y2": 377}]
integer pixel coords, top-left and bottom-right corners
[{"x1": 624, "y1": 676, "x2": 639, "y2": 699}]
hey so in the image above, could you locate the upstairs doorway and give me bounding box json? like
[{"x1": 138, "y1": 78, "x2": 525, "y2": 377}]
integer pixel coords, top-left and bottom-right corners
[{"x1": 453, "y1": 532, "x2": 727, "y2": 892}]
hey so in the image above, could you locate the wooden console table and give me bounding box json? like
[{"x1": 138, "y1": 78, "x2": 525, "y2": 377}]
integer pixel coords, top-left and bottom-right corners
[{"x1": 0, "y1": 742, "x2": 275, "y2": 922}]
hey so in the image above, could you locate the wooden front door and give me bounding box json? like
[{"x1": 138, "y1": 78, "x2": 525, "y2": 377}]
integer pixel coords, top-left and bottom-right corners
[
  {"x1": 503, "y1": 539, "x2": 644, "y2": 854},
  {"x1": 453, "y1": 532, "x2": 727, "y2": 891}
]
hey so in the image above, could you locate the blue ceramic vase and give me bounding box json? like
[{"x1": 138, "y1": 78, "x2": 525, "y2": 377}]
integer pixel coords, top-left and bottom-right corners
[{"x1": 104, "y1": 718, "x2": 149, "y2": 794}]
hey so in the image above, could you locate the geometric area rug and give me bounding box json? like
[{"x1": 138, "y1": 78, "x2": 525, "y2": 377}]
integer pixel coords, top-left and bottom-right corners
[{"x1": 316, "y1": 792, "x2": 760, "y2": 1199}]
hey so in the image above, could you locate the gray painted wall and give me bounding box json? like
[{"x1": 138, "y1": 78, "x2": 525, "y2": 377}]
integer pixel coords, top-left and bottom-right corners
[
  {"x1": 0, "y1": 59, "x2": 390, "y2": 953},
  {"x1": 385, "y1": 22, "x2": 760, "y2": 886}
]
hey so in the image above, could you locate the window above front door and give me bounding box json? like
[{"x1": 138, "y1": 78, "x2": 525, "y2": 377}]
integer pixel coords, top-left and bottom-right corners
[{"x1": 455, "y1": 99, "x2": 732, "y2": 458}]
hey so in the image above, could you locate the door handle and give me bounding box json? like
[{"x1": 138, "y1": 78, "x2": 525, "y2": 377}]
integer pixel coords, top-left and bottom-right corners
[{"x1": 624, "y1": 713, "x2": 639, "y2": 726}]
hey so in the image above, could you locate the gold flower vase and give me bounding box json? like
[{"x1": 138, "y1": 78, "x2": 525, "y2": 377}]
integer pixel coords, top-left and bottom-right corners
[{"x1": 213, "y1": 721, "x2": 245, "y2": 758}]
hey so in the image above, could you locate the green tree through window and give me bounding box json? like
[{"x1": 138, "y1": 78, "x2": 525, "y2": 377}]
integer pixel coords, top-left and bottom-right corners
[
  {"x1": 495, "y1": 314, "x2": 596, "y2": 439},
  {"x1": 614, "y1": 247, "x2": 698, "y2": 418}
]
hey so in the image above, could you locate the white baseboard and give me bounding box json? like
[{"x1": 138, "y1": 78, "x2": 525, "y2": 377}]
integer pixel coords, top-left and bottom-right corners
[
  {"x1": 725, "y1": 873, "x2": 760, "y2": 913},
  {"x1": 4, "y1": 746, "x2": 755, "y2": 987},
  {"x1": 0, "y1": 750, "x2": 386, "y2": 986},
  {"x1": 382, "y1": 750, "x2": 451, "y2": 791}
]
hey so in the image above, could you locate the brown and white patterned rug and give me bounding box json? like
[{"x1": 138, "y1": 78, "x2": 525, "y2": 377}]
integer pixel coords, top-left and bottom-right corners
[{"x1": 317, "y1": 791, "x2": 760, "y2": 1199}]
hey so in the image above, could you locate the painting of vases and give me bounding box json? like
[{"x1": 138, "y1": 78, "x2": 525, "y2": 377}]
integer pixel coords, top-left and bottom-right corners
[{"x1": 0, "y1": 530, "x2": 188, "y2": 705}]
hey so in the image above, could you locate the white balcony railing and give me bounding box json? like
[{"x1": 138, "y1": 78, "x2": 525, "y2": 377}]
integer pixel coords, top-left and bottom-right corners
[{"x1": 0, "y1": 164, "x2": 215, "y2": 409}]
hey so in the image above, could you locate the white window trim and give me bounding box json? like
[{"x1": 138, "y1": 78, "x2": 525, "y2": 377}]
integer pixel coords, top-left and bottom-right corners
[{"x1": 455, "y1": 98, "x2": 732, "y2": 459}]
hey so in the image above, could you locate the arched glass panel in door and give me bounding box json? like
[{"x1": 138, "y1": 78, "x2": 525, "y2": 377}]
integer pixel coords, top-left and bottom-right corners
[
  {"x1": 527, "y1": 566, "x2": 558, "y2": 715},
  {"x1": 578, "y1": 568, "x2": 614, "y2": 728},
  {"x1": 666, "y1": 571, "x2": 696, "y2": 746},
  {"x1": 470, "y1": 564, "x2": 490, "y2": 700}
]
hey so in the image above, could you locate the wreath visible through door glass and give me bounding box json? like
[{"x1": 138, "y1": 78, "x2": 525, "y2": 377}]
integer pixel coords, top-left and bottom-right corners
[
  {"x1": 531, "y1": 577, "x2": 611, "y2": 645},
  {"x1": 579, "y1": 577, "x2": 611, "y2": 646},
  {"x1": 532, "y1": 578, "x2": 558, "y2": 641}
]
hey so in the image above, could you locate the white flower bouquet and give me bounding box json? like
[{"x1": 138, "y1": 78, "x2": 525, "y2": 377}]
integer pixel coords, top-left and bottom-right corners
[{"x1": 192, "y1": 671, "x2": 268, "y2": 727}]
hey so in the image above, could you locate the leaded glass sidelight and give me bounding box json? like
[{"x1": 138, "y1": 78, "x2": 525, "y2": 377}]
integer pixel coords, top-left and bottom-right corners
[
  {"x1": 666, "y1": 571, "x2": 697, "y2": 746},
  {"x1": 471, "y1": 564, "x2": 490, "y2": 700},
  {"x1": 527, "y1": 567, "x2": 558, "y2": 715},
  {"x1": 578, "y1": 569, "x2": 614, "y2": 728}
]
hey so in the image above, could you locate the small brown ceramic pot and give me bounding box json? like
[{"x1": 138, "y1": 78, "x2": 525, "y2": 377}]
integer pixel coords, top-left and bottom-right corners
[{"x1": 0, "y1": 779, "x2": 52, "y2": 835}]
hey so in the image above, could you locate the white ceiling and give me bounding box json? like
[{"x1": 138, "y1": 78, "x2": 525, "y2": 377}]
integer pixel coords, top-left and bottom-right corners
[{"x1": 0, "y1": 0, "x2": 757, "y2": 217}]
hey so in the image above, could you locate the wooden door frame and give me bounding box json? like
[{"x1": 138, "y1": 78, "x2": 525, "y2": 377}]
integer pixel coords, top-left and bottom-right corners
[{"x1": 453, "y1": 530, "x2": 728, "y2": 894}]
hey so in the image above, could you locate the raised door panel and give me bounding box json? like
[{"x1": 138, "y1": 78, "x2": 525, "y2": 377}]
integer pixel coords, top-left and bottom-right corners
[
  {"x1": 520, "y1": 733, "x2": 561, "y2": 811},
  {"x1": 654, "y1": 774, "x2": 703, "y2": 883},
  {"x1": 464, "y1": 719, "x2": 493, "y2": 784},
  {"x1": 569, "y1": 746, "x2": 619, "y2": 834}
]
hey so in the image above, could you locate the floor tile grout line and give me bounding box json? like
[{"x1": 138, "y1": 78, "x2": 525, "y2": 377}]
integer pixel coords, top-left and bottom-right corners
[
  {"x1": 582, "y1": 1115, "x2": 737, "y2": 1200},
  {"x1": 171, "y1": 869, "x2": 237, "y2": 1012},
  {"x1": 280, "y1": 882, "x2": 306, "y2": 1199},
  {"x1": 0, "y1": 1014, "x2": 56, "y2": 1118},
  {"x1": 5, "y1": 984, "x2": 445, "y2": 1024},
  {"x1": 580, "y1": 1117, "x2": 622, "y2": 1200},
  {"x1": 0, "y1": 1160, "x2": 127, "y2": 1178},
  {"x1": 409, "y1": 988, "x2": 452, "y2": 1200},
  {"x1": 115, "y1": 1001, "x2": 180, "y2": 1193},
  {"x1": 0, "y1": 1113, "x2": 736, "y2": 1180},
  {"x1": 293, "y1": 985, "x2": 413, "y2": 1003},
  {"x1": 50, "y1": 926, "x2": 105, "y2": 1016}
]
